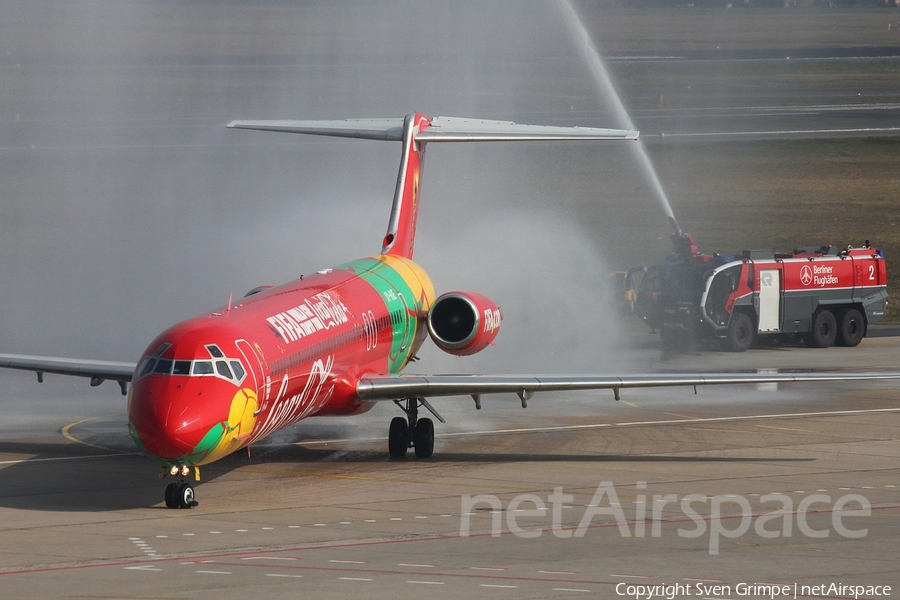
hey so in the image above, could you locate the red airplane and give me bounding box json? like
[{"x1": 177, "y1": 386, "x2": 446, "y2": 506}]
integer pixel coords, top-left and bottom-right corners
[{"x1": 1, "y1": 113, "x2": 897, "y2": 509}]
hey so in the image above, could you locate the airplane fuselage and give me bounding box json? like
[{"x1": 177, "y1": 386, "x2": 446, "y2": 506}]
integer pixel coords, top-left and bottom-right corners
[{"x1": 128, "y1": 254, "x2": 434, "y2": 467}]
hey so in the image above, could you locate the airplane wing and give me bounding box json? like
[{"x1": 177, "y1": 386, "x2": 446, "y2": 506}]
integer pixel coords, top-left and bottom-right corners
[
  {"x1": 356, "y1": 371, "x2": 900, "y2": 406},
  {"x1": 227, "y1": 116, "x2": 638, "y2": 143},
  {"x1": 0, "y1": 353, "x2": 135, "y2": 395}
]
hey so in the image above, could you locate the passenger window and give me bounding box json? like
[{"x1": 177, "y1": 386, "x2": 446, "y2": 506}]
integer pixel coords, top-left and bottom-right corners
[
  {"x1": 230, "y1": 361, "x2": 245, "y2": 381},
  {"x1": 154, "y1": 359, "x2": 173, "y2": 375},
  {"x1": 173, "y1": 361, "x2": 191, "y2": 375},
  {"x1": 139, "y1": 359, "x2": 156, "y2": 377},
  {"x1": 193, "y1": 361, "x2": 214, "y2": 375},
  {"x1": 215, "y1": 360, "x2": 233, "y2": 380}
]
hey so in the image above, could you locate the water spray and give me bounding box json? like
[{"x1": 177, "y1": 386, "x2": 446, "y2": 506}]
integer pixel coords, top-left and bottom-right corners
[{"x1": 555, "y1": 0, "x2": 679, "y2": 228}]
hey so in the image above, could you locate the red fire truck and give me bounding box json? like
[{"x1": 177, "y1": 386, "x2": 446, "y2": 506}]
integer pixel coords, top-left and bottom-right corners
[
  {"x1": 701, "y1": 244, "x2": 888, "y2": 351},
  {"x1": 636, "y1": 233, "x2": 888, "y2": 351}
]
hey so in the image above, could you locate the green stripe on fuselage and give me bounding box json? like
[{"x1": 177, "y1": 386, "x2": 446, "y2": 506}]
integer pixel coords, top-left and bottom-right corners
[{"x1": 339, "y1": 257, "x2": 420, "y2": 372}]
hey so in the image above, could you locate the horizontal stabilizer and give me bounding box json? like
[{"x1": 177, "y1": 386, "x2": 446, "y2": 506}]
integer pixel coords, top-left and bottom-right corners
[
  {"x1": 227, "y1": 116, "x2": 637, "y2": 143},
  {"x1": 417, "y1": 116, "x2": 637, "y2": 142},
  {"x1": 227, "y1": 118, "x2": 406, "y2": 141}
]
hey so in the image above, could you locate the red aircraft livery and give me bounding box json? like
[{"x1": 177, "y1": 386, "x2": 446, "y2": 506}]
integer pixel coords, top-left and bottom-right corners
[{"x1": 2, "y1": 113, "x2": 899, "y2": 509}]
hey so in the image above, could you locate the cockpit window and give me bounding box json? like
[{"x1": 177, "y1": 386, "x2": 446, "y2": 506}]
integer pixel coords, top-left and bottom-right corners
[
  {"x1": 215, "y1": 360, "x2": 233, "y2": 379},
  {"x1": 173, "y1": 360, "x2": 192, "y2": 375},
  {"x1": 152, "y1": 343, "x2": 171, "y2": 357},
  {"x1": 139, "y1": 358, "x2": 156, "y2": 377},
  {"x1": 192, "y1": 361, "x2": 214, "y2": 375},
  {"x1": 154, "y1": 359, "x2": 173, "y2": 375},
  {"x1": 230, "y1": 361, "x2": 245, "y2": 381},
  {"x1": 135, "y1": 344, "x2": 247, "y2": 385}
]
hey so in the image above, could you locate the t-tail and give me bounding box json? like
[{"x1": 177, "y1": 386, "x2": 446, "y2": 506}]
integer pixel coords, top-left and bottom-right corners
[{"x1": 227, "y1": 114, "x2": 637, "y2": 259}]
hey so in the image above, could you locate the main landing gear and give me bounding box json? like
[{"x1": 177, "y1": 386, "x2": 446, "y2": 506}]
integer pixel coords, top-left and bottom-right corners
[
  {"x1": 161, "y1": 465, "x2": 198, "y2": 509},
  {"x1": 388, "y1": 397, "x2": 443, "y2": 459}
]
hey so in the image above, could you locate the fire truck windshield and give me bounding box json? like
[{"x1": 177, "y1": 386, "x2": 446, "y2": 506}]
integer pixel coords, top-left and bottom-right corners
[{"x1": 704, "y1": 264, "x2": 742, "y2": 327}]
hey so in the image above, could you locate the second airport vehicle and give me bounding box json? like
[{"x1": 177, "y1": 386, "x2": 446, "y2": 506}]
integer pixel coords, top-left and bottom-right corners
[{"x1": 2, "y1": 113, "x2": 898, "y2": 509}]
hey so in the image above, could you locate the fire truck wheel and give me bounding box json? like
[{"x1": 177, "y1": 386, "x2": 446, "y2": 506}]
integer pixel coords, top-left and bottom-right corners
[
  {"x1": 808, "y1": 308, "x2": 837, "y2": 348},
  {"x1": 724, "y1": 312, "x2": 754, "y2": 352},
  {"x1": 836, "y1": 308, "x2": 866, "y2": 347}
]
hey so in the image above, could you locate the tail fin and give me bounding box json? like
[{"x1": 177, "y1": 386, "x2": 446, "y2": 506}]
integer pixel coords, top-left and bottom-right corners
[{"x1": 227, "y1": 115, "x2": 637, "y2": 259}]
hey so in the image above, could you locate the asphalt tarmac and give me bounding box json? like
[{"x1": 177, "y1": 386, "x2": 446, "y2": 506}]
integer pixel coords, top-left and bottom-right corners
[
  {"x1": 1, "y1": 335, "x2": 899, "y2": 598},
  {"x1": 2, "y1": 3, "x2": 899, "y2": 599}
]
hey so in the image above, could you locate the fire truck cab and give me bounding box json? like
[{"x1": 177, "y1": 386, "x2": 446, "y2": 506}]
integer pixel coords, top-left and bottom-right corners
[{"x1": 700, "y1": 245, "x2": 888, "y2": 351}]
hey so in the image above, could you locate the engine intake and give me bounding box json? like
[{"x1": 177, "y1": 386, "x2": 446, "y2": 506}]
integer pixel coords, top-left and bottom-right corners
[{"x1": 427, "y1": 292, "x2": 501, "y2": 356}]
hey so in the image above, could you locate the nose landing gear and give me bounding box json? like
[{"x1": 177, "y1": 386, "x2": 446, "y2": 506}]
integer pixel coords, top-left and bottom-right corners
[
  {"x1": 164, "y1": 481, "x2": 195, "y2": 509},
  {"x1": 160, "y1": 465, "x2": 199, "y2": 509}
]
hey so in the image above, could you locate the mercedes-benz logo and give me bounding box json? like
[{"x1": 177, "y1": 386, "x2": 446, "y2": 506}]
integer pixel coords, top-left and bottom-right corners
[{"x1": 800, "y1": 265, "x2": 813, "y2": 286}]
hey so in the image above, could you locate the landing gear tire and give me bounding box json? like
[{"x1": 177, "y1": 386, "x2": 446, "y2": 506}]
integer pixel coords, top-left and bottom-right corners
[
  {"x1": 808, "y1": 308, "x2": 837, "y2": 348},
  {"x1": 165, "y1": 482, "x2": 195, "y2": 508},
  {"x1": 413, "y1": 418, "x2": 434, "y2": 459},
  {"x1": 164, "y1": 482, "x2": 178, "y2": 508},
  {"x1": 724, "y1": 312, "x2": 754, "y2": 352},
  {"x1": 388, "y1": 416, "x2": 409, "y2": 458},
  {"x1": 177, "y1": 483, "x2": 195, "y2": 509},
  {"x1": 835, "y1": 307, "x2": 866, "y2": 347}
]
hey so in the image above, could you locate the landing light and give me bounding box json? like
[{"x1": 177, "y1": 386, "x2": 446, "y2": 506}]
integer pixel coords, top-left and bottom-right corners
[
  {"x1": 169, "y1": 465, "x2": 179, "y2": 476},
  {"x1": 181, "y1": 465, "x2": 191, "y2": 477}
]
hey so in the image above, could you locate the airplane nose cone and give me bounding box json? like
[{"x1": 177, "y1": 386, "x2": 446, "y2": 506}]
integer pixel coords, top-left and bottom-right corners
[
  {"x1": 128, "y1": 377, "x2": 259, "y2": 465},
  {"x1": 128, "y1": 378, "x2": 212, "y2": 462}
]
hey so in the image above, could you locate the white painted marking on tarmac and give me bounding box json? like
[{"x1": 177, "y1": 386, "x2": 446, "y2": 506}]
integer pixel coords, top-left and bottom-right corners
[
  {"x1": 407, "y1": 580, "x2": 444, "y2": 585},
  {"x1": 390, "y1": 517, "x2": 402, "y2": 521},
  {"x1": 242, "y1": 557, "x2": 297, "y2": 561},
  {"x1": 887, "y1": 485, "x2": 896, "y2": 488},
  {"x1": 267, "y1": 573, "x2": 303, "y2": 578},
  {"x1": 481, "y1": 584, "x2": 518, "y2": 588},
  {"x1": 415, "y1": 515, "x2": 428, "y2": 519},
  {"x1": 124, "y1": 565, "x2": 162, "y2": 571},
  {"x1": 339, "y1": 521, "x2": 352, "y2": 525},
  {"x1": 471, "y1": 567, "x2": 506, "y2": 571},
  {"x1": 364, "y1": 519, "x2": 377, "y2": 523},
  {"x1": 182, "y1": 533, "x2": 194, "y2": 536},
  {"x1": 0, "y1": 452, "x2": 141, "y2": 465},
  {"x1": 236, "y1": 529, "x2": 248, "y2": 532},
  {"x1": 443, "y1": 407, "x2": 900, "y2": 440},
  {"x1": 612, "y1": 574, "x2": 651, "y2": 578},
  {"x1": 554, "y1": 589, "x2": 591, "y2": 593},
  {"x1": 339, "y1": 577, "x2": 373, "y2": 581},
  {"x1": 314, "y1": 523, "x2": 326, "y2": 527},
  {"x1": 196, "y1": 570, "x2": 232, "y2": 575},
  {"x1": 262, "y1": 526, "x2": 275, "y2": 530},
  {"x1": 685, "y1": 578, "x2": 726, "y2": 583},
  {"x1": 330, "y1": 559, "x2": 367, "y2": 564},
  {"x1": 399, "y1": 563, "x2": 436, "y2": 568},
  {"x1": 540, "y1": 570, "x2": 577, "y2": 575}
]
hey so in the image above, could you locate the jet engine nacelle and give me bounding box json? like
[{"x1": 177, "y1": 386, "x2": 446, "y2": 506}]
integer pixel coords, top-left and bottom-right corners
[{"x1": 427, "y1": 291, "x2": 502, "y2": 356}]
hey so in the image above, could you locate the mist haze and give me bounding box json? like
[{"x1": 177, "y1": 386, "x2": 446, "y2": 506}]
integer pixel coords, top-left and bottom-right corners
[{"x1": 0, "y1": 1, "x2": 671, "y2": 373}]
